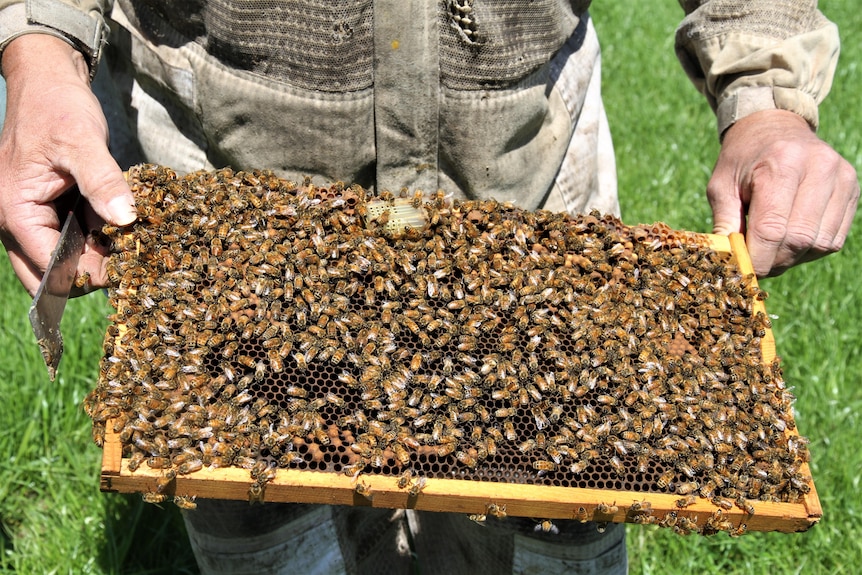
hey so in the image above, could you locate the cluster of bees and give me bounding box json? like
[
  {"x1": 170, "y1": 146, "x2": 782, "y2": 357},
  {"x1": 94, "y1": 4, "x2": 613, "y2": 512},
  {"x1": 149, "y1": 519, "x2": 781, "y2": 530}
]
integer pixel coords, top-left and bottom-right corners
[{"x1": 87, "y1": 165, "x2": 811, "y2": 536}]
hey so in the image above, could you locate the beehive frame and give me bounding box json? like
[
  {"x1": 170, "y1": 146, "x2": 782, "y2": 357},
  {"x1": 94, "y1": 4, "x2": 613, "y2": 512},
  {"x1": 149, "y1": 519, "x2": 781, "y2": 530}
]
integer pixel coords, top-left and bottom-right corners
[{"x1": 94, "y1": 166, "x2": 821, "y2": 535}]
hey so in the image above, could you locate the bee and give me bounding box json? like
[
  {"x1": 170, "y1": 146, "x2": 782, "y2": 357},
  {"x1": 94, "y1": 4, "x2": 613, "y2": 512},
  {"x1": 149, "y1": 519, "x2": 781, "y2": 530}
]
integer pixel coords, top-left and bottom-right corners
[
  {"x1": 736, "y1": 497, "x2": 755, "y2": 516},
  {"x1": 503, "y1": 421, "x2": 517, "y2": 441},
  {"x1": 73, "y1": 271, "x2": 91, "y2": 289},
  {"x1": 660, "y1": 511, "x2": 679, "y2": 529},
  {"x1": 268, "y1": 351, "x2": 284, "y2": 373},
  {"x1": 354, "y1": 480, "x2": 373, "y2": 500},
  {"x1": 518, "y1": 439, "x2": 536, "y2": 454},
  {"x1": 396, "y1": 469, "x2": 414, "y2": 490},
  {"x1": 147, "y1": 456, "x2": 172, "y2": 470},
  {"x1": 409, "y1": 352, "x2": 423, "y2": 372},
  {"x1": 676, "y1": 482, "x2": 698, "y2": 495},
  {"x1": 156, "y1": 469, "x2": 177, "y2": 493},
  {"x1": 178, "y1": 459, "x2": 203, "y2": 475},
  {"x1": 574, "y1": 506, "x2": 589, "y2": 523},
  {"x1": 455, "y1": 450, "x2": 478, "y2": 469},
  {"x1": 657, "y1": 469, "x2": 675, "y2": 489},
  {"x1": 256, "y1": 465, "x2": 279, "y2": 485},
  {"x1": 698, "y1": 480, "x2": 717, "y2": 500},
  {"x1": 142, "y1": 492, "x2": 168, "y2": 504},
  {"x1": 596, "y1": 394, "x2": 616, "y2": 406},
  {"x1": 677, "y1": 461, "x2": 696, "y2": 479},
  {"x1": 127, "y1": 451, "x2": 146, "y2": 472},
  {"x1": 596, "y1": 502, "x2": 619, "y2": 515},
  {"x1": 173, "y1": 495, "x2": 198, "y2": 510},
  {"x1": 408, "y1": 476, "x2": 427, "y2": 497},
  {"x1": 389, "y1": 442, "x2": 410, "y2": 466},
  {"x1": 532, "y1": 459, "x2": 556, "y2": 473},
  {"x1": 676, "y1": 495, "x2": 697, "y2": 508},
  {"x1": 487, "y1": 503, "x2": 507, "y2": 519},
  {"x1": 495, "y1": 407, "x2": 516, "y2": 419},
  {"x1": 253, "y1": 360, "x2": 267, "y2": 381},
  {"x1": 468, "y1": 513, "x2": 487, "y2": 525},
  {"x1": 630, "y1": 500, "x2": 652, "y2": 514},
  {"x1": 248, "y1": 482, "x2": 265, "y2": 504},
  {"x1": 291, "y1": 351, "x2": 309, "y2": 371},
  {"x1": 534, "y1": 519, "x2": 559, "y2": 535}
]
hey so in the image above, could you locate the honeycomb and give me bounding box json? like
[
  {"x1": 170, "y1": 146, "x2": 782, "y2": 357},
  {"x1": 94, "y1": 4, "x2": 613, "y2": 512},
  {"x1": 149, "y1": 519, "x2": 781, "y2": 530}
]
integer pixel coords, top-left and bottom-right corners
[{"x1": 87, "y1": 165, "x2": 811, "y2": 536}]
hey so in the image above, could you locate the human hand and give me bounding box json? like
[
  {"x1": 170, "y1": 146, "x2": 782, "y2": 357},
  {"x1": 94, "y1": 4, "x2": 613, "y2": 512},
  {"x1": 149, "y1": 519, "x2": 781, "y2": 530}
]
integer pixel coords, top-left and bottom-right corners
[
  {"x1": 0, "y1": 34, "x2": 136, "y2": 296},
  {"x1": 707, "y1": 109, "x2": 858, "y2": 277}
]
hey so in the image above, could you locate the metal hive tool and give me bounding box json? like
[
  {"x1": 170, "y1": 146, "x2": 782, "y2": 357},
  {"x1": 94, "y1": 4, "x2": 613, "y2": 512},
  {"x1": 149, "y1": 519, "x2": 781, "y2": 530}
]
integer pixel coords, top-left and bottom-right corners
[{"x1": 91, "y1": 165, "x2": 820, "y2": 536}]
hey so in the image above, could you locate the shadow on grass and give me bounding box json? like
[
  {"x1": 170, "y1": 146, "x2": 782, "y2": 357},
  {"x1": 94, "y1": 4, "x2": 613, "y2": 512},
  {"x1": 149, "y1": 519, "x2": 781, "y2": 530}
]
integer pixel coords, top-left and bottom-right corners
[
  {"x1": 100, "y1": 493, "x2": 200, "y2": 574},
  {"x1": 0, "y1": 520, "x2": 14, "y2": 571}
]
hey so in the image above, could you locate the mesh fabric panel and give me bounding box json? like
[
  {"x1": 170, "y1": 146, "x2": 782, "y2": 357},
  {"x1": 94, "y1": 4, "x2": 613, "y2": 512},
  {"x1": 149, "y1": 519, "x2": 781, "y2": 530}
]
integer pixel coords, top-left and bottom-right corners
[
  {"x1": 678, "y1": 0, "x2": 829, "y2": 40},
  {"x1": 439, "y1": 0, "x2": 580, "y2": 89},
  {"x1": 129, "y1": 0, "x2": 374, "y2": 92},
  {"x1": 124, "y1": 1, "x2": 588, "y2": 91}
]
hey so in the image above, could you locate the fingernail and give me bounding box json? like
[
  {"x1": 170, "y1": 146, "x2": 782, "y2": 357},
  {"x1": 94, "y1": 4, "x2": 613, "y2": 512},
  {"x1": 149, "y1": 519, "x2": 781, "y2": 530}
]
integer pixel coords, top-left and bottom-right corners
[{"x1": 107, "y1": 196, "x2": 137, "y2": 226}]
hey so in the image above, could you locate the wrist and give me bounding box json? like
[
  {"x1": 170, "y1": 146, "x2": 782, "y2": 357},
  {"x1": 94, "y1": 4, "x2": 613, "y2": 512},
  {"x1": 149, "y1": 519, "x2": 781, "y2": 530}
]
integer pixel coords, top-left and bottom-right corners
[
  {"x1": 1, "y1": 32, "x2": 89, "y2": 85},
  {"x1": 722, "y1": 109, "x2": 814, "y2": 146},
  {"x1": 718, "y1": 87, "x2": 820, "y2": 141}
]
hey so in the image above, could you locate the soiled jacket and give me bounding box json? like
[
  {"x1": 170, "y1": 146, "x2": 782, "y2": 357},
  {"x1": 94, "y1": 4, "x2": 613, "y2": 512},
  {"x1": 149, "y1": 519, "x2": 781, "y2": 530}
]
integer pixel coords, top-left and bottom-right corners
[{"x1": 0, "y1": 1, "x2": 841, "y2": 214}]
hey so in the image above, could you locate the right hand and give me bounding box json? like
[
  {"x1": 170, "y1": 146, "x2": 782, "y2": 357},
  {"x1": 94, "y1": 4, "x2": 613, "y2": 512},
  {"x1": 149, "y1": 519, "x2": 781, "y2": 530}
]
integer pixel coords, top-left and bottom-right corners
[{"x1": 0, "y1": 34, "x2": 136, "y2": 296}]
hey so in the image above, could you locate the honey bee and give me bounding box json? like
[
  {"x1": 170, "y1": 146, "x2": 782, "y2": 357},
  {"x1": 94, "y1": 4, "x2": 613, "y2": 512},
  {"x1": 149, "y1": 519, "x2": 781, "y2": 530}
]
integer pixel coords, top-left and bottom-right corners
[
  {"x1": 698, "y1": 480, "x2": 717, "y2": 500},
  {"x1": 173, "y1": 495, "x2": 198, "y2": 510},
  {"x1": 127, "y1": 451, "x2": 146, "y2": 472},
  {"x1": 409, "y1": 352, "x2": 423, "y2": 372},
  {"x1": 142, "y1": 492, "x2": 168, "y2": 504},
  {"x1": 569, "y1": 459, "x2": 590, "y2": 475},
  {"x1": 156, "y1": 469, "x2": 177, "y2": 493},
  {"x1": 72, "y1": 270, "x2": 92, "y2": 289},
  {"x1": 455, "y1": 450, "x2": 478, "y2": 469},
  {"x1": 178, "y1": 459, "x2": 203, "y2": 475},
  {"x1": 532, "y1": 459, "x2": 556, "y2": 473},
  {"x1": 248, "y1": 482, "x2": 265, "y2": 504},
  {"x1": 396, "y1": 469, "x2": 414, "y2": 490},
  {"x1": 486, "y1": 503, "x2": 506, "y2": 519},
  {"x1": 630, "y1": 500, "x2": 652, "y2": 514},
  {"x1": 657, "y1": 469, "x2": 675, "y2": 489},
  {"x1": 468, "y1": 513, "x2": 487, "y2": 525},
  {"x1": 515, "y1": 438, "x2": 535, "y2": 454},
  {"x1": 574, "y1": 506, "x2": 589, "y2": 523},
  {"x1": 495, "y1": 407, "x2": 516, "y2": 419},
  {"x1": 676, "y1": 482, "x2": 698, "y2": 495},
  {"x1": 502, "y1": 420, "x2": 517, "y2": 442},
  {"x1": 735, "y1": 497, "x2": 755, "y2": 516},
  {"x1": 354, "y1": 480, "x2": 373, "y2": 500},
  {"x1": 596, "y1": 502, "x2": 619, "y2": 515},
  {"x1": 533, "y1": 519, "x2": 559, "y2": 535},
  {"x1": 408, "y1": 476, "x2": 427, "y2": 497}
]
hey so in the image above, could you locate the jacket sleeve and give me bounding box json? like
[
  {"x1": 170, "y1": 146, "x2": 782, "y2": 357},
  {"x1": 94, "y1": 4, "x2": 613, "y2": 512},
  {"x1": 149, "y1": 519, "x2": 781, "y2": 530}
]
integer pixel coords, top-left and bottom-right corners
[
  {"x1": 675, "y1": 0, "x2": 840, "y2": 136},
  {"x1": 0, "y1": 0, "x2": 112, "y2": 79}
]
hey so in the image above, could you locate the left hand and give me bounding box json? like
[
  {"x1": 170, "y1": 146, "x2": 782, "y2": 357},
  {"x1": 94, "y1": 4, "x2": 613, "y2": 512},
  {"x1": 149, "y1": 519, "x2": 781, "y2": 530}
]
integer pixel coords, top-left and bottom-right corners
[{"x1": 707, "y1": 109, "x2": 859, "y2": 277}]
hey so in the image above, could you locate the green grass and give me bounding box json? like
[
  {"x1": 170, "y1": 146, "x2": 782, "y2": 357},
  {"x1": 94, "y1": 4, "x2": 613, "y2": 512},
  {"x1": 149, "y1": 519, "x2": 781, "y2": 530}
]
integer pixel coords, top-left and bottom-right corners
[
  {"x1": 593, "y1": 1, "x2": 862, "y2": 574},
  {"x1": 0, "y1": 2, "x2": 859, "y2": 573},
  {"x1": 0, "y1": 271, "x2": 198, "y2": 574}
]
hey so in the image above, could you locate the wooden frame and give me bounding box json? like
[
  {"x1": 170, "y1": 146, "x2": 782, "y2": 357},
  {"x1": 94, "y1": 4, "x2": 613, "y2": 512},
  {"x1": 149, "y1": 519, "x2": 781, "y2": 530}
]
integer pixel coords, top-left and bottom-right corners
[{"x1": 99, "y1": 233, "x2": 821, "y2": 533}]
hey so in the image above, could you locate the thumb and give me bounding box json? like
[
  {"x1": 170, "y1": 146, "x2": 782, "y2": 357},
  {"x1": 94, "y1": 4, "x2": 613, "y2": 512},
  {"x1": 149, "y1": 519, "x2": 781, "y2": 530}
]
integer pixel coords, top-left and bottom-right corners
[
  {"x1": 706, "y1": 171, "x2": 746, "y2": 237},
  {"x1": 70, "y1": 149, "x2": 137, "y2": 226}
]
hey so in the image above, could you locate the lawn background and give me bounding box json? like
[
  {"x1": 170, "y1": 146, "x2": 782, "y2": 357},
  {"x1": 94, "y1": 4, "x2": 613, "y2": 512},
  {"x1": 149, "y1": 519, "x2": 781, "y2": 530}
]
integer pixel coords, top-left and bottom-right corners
[{"x1": 1, "y1": 2, "x2": 859, "y2": 573}]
